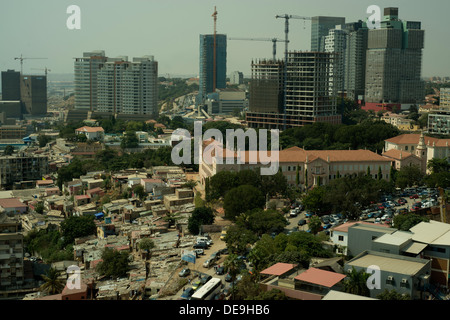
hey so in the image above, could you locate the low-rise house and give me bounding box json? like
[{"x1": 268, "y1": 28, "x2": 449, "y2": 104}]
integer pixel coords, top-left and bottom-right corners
[
  {"x1": 74, "y1": 195, "x2": 91, "y2": 207},
  {"x1": 258, "y1": 263, "x2": 346, "y2": 300},
  {"x1": 345, "y1": 250, "x2": 431, "y2": 299},
  {"x1": 75, "y1": 126, "x2": 105, "y2": 141},
  {"x1": 141, "y1": 178, "x2": 165, "y2": 193},
  {"x1": 0, "y1": 197, "x2": 27, "y2": 214},
  {"x1": 36, "y1": 179, "x2": 55, "y2": 189}
]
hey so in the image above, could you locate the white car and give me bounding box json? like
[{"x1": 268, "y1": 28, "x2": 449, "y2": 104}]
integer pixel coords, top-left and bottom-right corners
[{"x1": 290, "y1": 210, "x2": 298, "y2": 217}]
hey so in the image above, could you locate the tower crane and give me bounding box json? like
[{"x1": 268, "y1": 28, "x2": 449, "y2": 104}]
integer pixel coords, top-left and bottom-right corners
[
  {"x1": 275, "y1": 14, "x2": 312, "y2": 130},
  {"x1": 228, "y1": 37, "x2": 288, "y2": 61},
  {"x1": 31, "y1": 67, "x2": 51, "y2": 77},
  {"x1": 14, "y1": 54, "x2": 48, "y2": 74}
]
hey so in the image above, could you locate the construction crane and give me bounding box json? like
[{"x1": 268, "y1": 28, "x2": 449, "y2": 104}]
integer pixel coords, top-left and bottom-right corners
[
  {"x1": 275, "y1": 14, "x2": 312, "y2": 130},
  {"x1": 228, "y1": 37, "x2": 288, "y2": 61},
  {"x1": 31, "y1": 67, "x2": 51, "y2": 77},
  {"x1": 212, "y1": 6, "x2": 218, "y2": 93},
  {"x1": 14, "y1": 54, "x2": 48, "y2": 74}
]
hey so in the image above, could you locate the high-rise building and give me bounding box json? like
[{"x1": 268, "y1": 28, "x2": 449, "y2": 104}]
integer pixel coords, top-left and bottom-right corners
[
  {"x1": 0, "y1": 215, "x2": 24, "y2": 289},
  {"x1": 97, "y1": 56, "x2": 158, "y2": 116},
  {"x1": 364, "y1": 8, "x2": 424, "y2": 104},
  {"x1": 199, "y1": 34, "x2": 227, "y2": 101},
  {"x1": 74, "y1": 51, "x2": 158, "y2": 117},
  {"x1": 343, "y1": 21, "x2": 368, "y2": 101},
  {"x1": 1, "y1": 70, "x2": 21, "y2": 101},
  {"x1": 230, "y1": 71, "x2": 243, "y2": 85},
  {"x1": 74, "y1": 51, "x2": 108, "y2": 111},
  {"x1": 20, "y1": 75, "x2": 47, "y2": 116},
  {"x1": 311, "y1": 16, "x2": 346, "y2": 52},
  {"x1": 324, "y1": 27, "x2": 347, "y2": 96},
  {"x1": 246, "y1": 52, "x2": 341, "y2": 129}
]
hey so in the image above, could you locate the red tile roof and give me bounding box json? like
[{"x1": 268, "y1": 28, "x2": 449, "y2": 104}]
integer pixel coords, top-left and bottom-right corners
[
  {"x1": 75, "y1": 126, "x2": 104, "y2": 133},
  {"x1": 260, "y1": 263, "x2": 297, "y2": 276},
  {"x1": 294, "y1": 268, "x2": 346, "y2": 287},
  {"x1": 385, "y1": 134, "x2": 450, "y2": 147},
  {"x1": 0, "y1": 198, "x2": 27, "y2": 208}
]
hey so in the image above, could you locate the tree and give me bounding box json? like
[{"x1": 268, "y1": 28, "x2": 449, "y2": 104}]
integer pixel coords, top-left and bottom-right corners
[
  {"x1": 120, "y1": 131, "x2": 139, "y2": 149},
  {"x1": 223, "y1": 185, "x2": 265, "y2": 220},
  {"x1": 301, "y1": 186, "x2": 328, "y2": 213},
  {"x1": 308, "y1": 215, "x2": 322, "y2": 235},
  {"x1": 95, "y1": 248, "x2": 130, "y2": 279},
  {"x1": 236, "y1": 209, "x2": 287, "y2": 237},
  {"x1": 4, "y1": 145, "x2": 14, "y2": 155},
  {"x1": 187, "y1": 206, "x2": 215, "y2": 235},
  {"x1": 343, "y1": 267, "x2": 370, "y2": 297},
  {"x1": 376, "y1": 289, "x2": 410, "y2": 300},
  {"x1": 224, "y1": 225, "x2": 258, "y2": 255},
  {"x1": 60, "y1": 215, "x2": 97, "y2": 246},
  {"x1": 396, "y1": 164, "x2": 424, "y2": 189},
  {"x1": 223, "y1": 254, "x2": 242, "y2": 300},
  {"x1": 133, "y1": 184, "x2": 146, "y2": 200},
  {"x1": 254, "y1": 288, "x2": 288, "y2": 300},
  {"x1": 393, "y1": 213, "x2": 429, "y2": 231},
  {"x1": 139, "y1": 238, "x2": 155, "y2": 260},
  {"x1": 39, "y1": 267, "x2": 65, "y2": 295},
  {"x1": 427, "y1": 158, "x2": 450, "y2": 174},
  {"x1": 38, "y1": 134, "x2": 52, "y2": 148}
]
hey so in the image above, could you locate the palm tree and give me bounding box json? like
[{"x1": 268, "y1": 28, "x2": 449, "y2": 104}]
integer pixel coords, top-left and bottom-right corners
[
  {"x1": 40, "y1": 267, "x2": 65, "y2": 295},
  {"x1": 223, "y1": 254, "x2": 241, "y2": 300},
  {"x1": 342, "y1": 267, "x2": 370, "y2": 297}
]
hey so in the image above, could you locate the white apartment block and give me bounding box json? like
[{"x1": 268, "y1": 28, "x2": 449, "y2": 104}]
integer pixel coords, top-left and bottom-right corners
[
  {"x1": 75, "y1": 51, "x2": 158, "y2": 115},
  {"x1": 324, "y1": 27, "x2": 347, "y2": 96}
]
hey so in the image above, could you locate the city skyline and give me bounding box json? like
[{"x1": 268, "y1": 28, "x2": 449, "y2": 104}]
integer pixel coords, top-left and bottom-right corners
[{"x1": 0, "y1": 0, "x2": 449, "y2": 78}]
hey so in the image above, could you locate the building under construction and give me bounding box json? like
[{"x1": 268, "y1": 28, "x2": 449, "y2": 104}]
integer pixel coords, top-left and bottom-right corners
[{"x1": 246, "y1": 51, "x2": 341, "y2": 130}]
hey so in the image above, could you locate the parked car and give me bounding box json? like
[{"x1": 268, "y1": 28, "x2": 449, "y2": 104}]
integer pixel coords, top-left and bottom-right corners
[
  {"x1": 193, "y1": 242, "x2": 208, "y2": 249},
  {"x1": 180, "y1": 287, "x2": 195, "y2": 300},
  {"x1": 216, "y1": 266, "x2": 225, "y2": 275},
  {"x1": 178, "y1": 268, "x2": 191, "y2": 277},
  {"x1": 191, "y1": 280, "x2": 202, "y2": 290},
  {"x1": 298, "y1": 219, "x2": 306, "y2": 226},
  {"x1": 193, "y1": 249, "x2": 204, "y2": 256},
  {"x1": 200, "y1": 274, "x2": 212, "y2": 285},
  {"x1": 203, "y1": 259, "x2": 213, "y2": 268},
  {"x1": 410, "y1": 194, "x2": 419, "y2": 199},
  {"x1": 323, "y1": 223, "x2": 332, "y2": 230}
]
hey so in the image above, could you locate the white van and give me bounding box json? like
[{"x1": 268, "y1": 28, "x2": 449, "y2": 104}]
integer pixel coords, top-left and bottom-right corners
[{"x1": 197, "y1": 237, "x2": 213, "y2": 246}]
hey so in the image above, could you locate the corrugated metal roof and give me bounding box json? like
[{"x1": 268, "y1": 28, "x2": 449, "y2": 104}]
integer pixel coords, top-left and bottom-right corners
[{"x1": 260, "y1": 262, "x2": 297, "y2": 276}]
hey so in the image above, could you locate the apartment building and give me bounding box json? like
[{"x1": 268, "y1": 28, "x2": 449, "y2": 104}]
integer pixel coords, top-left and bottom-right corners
[
  {"x1": 246, "y1": 52, "x2": 341, "y2": 129},
  {"x1": 74, "y1": 51, "x2": 108, "y2": 111},
  {"x1": 0, "y1": 153, "x2": 49, "y2": 189},
  {"x1": 364, "y1": 7, "x2": 425, "y2": 105},
  {"x1": 427, "y1": 110, "x2": 450, "y2": 135},
  {"x1": 0, "y1": 214, "x2": 24, "y2": 289}
]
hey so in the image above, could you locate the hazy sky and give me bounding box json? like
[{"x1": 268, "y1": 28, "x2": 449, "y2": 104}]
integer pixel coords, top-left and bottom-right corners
[{"x1": 1, "y1": 0, "x2": 449, "y2": 78}]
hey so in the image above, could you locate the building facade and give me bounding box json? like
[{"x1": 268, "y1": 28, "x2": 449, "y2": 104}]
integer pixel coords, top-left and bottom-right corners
[
  {"x1": 364, "y1": 7, "x2": 425, "y2": 105},
  {"x1": 246, "y1": 52, "x2": 341, "y2": 129},
  {"x1": 440, "y1": 88, "x2": 450, "y2": 110},
  {"x1": 230, "y1": 71, "x2": 243, "y2": 85},
  {"x1": 0, "y1": 215, "x2": 24, "y2": 290},
  {"x1": 324, "y1": 27, "x2": 347, "y2": 96},
  {"x1": 427, "y1": 110, "x2": 450, "y2": 135},
  {"x1": 0, "y1": 153, "x2": 49, "y2": 189},
  {"x1": 96, "y1": 56, "x2": 158, "y2": 116},
  {"x1": 199, "y1": 34, "x2": 227, "y2": 101},
  {"x1": 74, "y1": 51, "x2": 108, "y2": 111},
  {"x1": 311, "y1": 16, "x2": 346, "y2": 52},
  {"x1": 1, "y1": 70, "x2": 21, "y2": 101}
]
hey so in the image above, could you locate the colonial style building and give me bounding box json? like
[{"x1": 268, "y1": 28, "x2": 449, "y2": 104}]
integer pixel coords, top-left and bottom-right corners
[
  {"x1": 199, "y1": 140, "x2": 392, "y2": 190},
  {"x1": 384, "y1": 132, "x2": 450, "y2": 173}
]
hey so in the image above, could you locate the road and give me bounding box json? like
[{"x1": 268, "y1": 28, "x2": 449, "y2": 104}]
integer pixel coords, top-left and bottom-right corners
[{"x1": 165, "y1": 232, "x2": 229, "y2": 300}]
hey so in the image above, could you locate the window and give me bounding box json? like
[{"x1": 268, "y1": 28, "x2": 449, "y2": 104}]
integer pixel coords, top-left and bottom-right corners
[
  {"x1": 405, "y1": 146, "x2": 408, "y2": 151},
  {"x1": 338, "y1": 235, "x2": 344, "y2": 241}
]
